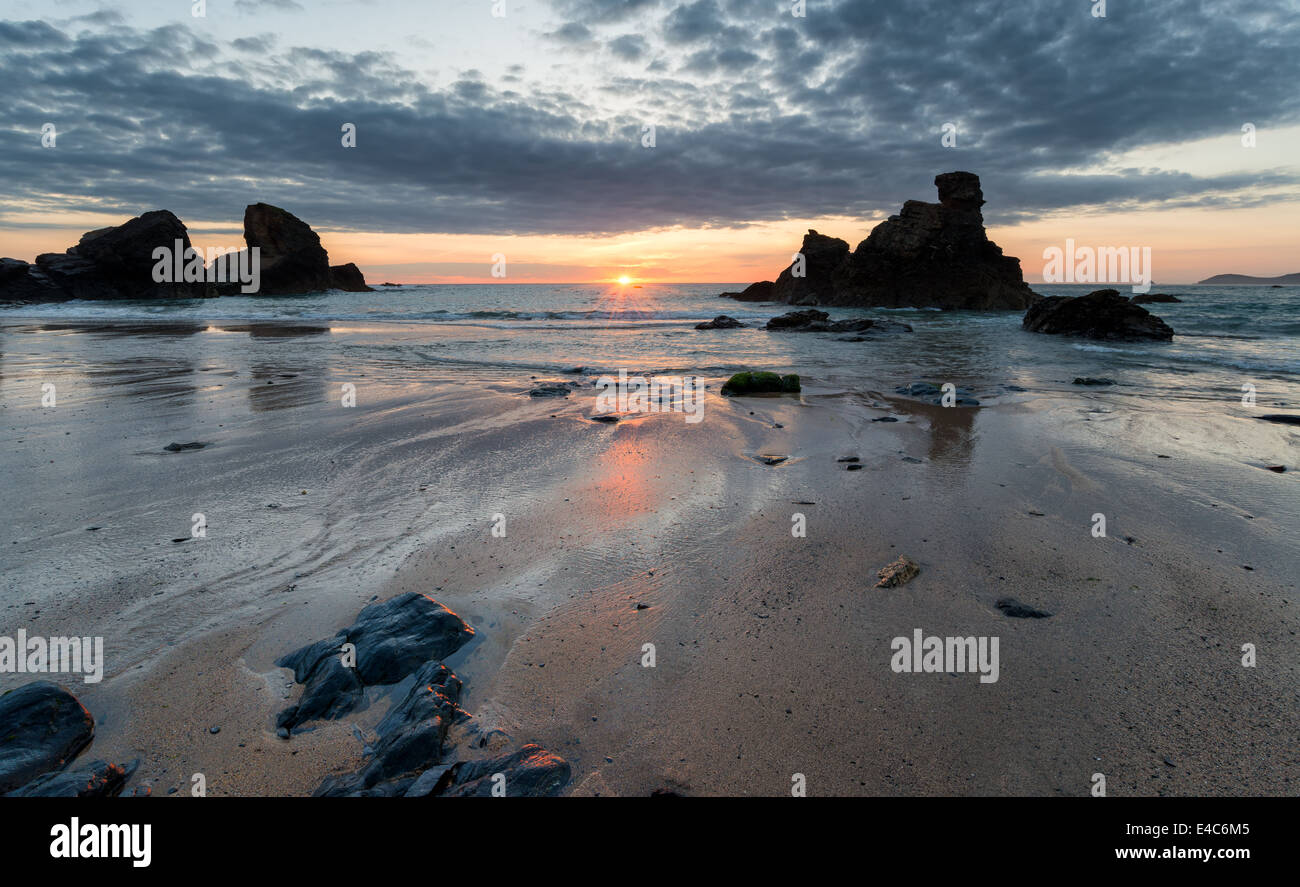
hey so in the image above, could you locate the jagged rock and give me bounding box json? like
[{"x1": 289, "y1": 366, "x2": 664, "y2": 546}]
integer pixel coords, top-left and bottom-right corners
[
  {"x1": 439, "y1": 744, "x2": 572, "y2": 797},
  {"x1": 875, "y1": 556, "x2": 920, "y2": 588},
  {"x1": 313, "y1": 662, "x2": 467, "y2": 795},
  {"x1": 275, "y1": 593, "x2": 474, "y2": 732},
  {"x1": 7, "y1": 759, "x2": 138, "y2": 797},
  {"x1": 1131, "y1": 293, "x2": 1181, "y2": 304},
  {"x1": 723, "y1": 174, "x2": 1037, "y2": 310},
  {"x1": 695, "y1": 315, "x2": 745, "y2": 329},
  {"x1": 718, "y1": 280, "x2": 775, "y2": 301},
  {"x1": 771, "y1": 231, "x2": 849, "y2": 305},
  {"x1": 0, "y1": 682, "x2": 95, "y2": 794},
  {"x1": 239, "y1": 203, "x2": 332, "y2": 294},
  {"x1": 1, "y1": 211, "x2": 217, "y2": 303},
  {"x1": 1023, "y1": 288, "x2": 1174, "y2": 341},
  {"x1": 329, "y1": 262, "x2": 373, "y2": 292}
]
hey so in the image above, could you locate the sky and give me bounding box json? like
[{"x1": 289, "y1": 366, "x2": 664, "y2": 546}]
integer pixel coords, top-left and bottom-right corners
[{"x1": 1, "y1": 0, "x2": 1298, "y2": 284}]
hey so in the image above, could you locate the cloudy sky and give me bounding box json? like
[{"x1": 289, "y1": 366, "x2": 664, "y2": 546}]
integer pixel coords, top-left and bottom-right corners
[{"x1": 1, "y1": 0, "x2": 1298, "y2": 283}]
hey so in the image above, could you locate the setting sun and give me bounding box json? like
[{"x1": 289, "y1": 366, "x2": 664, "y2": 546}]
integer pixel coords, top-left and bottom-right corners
[{"x1": 617, "y1": 275, "x2": 631, "y2": 285}]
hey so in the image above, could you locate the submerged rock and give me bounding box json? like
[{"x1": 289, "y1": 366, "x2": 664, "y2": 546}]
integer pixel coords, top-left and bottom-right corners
[
  {"x1": 1023, "y1": 289, "x2": 1174, "y2": 341},
  {"x1": 895, "y1": 381, "x2": 980, "y2": 406},
  {"x1": 721, "y1": 371, "x2": 801, "y2": 395},
  {"x1": 275, "y1": 592, "x2": 474, "y2": 732},
  {"x1": 764, "y1": 309, "x2": 911, "y2": 334},
  {"x1": 1072, "y1": 377, "x2": 1116, "y2": 386},
  {"x1": 163, "y1": 441, "x2": 207, "y2": 452},
  {"x1": 695, "y1": 315, "x2": 745, "y2": 330},
  {"x1": 0, "y1": 682, "x2": 95, "y2": 794},
  {"x1": 1255, "y1": 414, "x2": 1300, "y2": 426},
  {"x1": 875, "y1": 556, "x2": 920, "y2": 588}
]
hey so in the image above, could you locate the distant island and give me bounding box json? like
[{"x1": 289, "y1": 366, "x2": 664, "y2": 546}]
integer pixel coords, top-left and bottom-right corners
[{"x1": 1197, "y1": 272, "x2": 1300, "y2": 285}]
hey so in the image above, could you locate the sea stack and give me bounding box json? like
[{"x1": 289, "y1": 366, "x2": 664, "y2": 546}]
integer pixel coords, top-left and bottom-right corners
[{"x1": 726, "y1": 172, "x2": 1039, "y2": 310}]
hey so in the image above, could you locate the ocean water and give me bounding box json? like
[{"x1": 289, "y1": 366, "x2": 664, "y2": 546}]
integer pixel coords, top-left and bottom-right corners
[{"x1": 3, "y1": 283, "x2": 1298, "y2": 409}]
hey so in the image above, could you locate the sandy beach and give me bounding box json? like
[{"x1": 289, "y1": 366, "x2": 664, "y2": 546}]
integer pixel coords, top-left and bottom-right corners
[{"x1": 3, "y1": 309, "x2": 1294, "y2": 796}]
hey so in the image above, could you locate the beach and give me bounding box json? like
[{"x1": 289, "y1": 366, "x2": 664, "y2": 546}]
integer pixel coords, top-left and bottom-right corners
[{"x1": 1, "y1": 284, "x2": 1297, "y2": 796}]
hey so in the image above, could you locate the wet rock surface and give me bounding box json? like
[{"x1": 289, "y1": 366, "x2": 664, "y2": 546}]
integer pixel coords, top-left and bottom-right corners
[
  {"x1": 0, "y1": 681, "x2": 95, "y2": 794},
  {"x1": 275, "y1": 592, "x2": 475, "y2": 732},
  {"x1": 1023, "y1": 288, "x2": 1175, "y2": 341},
  {"x1": 695, "y1": 315, "x2": 745, "y2": 329},
  {"x1": 7, "y1": 759, "x2": 138, "y2": 798}
]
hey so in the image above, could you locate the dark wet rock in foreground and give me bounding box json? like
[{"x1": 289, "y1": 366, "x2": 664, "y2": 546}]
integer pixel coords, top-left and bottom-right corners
[
  {"x1": 1023, "y1": 288, "x2": 1174, "y2": 341},
  {"x1": 1130, "y1": 293, "x2": 1181, "y2": 304},
  {"x1": 275, "y1": 592, "x2": 475, "y2": 732},
  {"x1": 0, "y1": 682, "x2": 95, "y2": 794},
  {"x1": 7, "y1": 759, "x2": 138, "y2": 798},
  {"x1": 312, "y1": 660, "x2": 570, "y2": 798}
]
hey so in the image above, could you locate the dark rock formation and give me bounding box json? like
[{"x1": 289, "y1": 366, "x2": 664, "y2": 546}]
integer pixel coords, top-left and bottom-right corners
[
  {"x1": 765, "y1": 308, "x2": 912, "y2": 334},
  {"x1": 1072, "y1": 377, "x2": 1115, "y2": 386},
  {"x1": 0, "y1": 682, "x2": 95, "y2": 794},
  {"x1": 0, "y1": 211, "x2": 216, "y2": 303},
  {"x1": 1, "y1": 204, "x2": 372, "y2": 301},
  {"x1": 7, "y1": 759, "x2": 138, "y2": 797},
  {"x1": 720, "y1": 371, "x2": 801, "y2": 395},
  {"x1": 695, "y1": 315, "x2": 744, "y2": 329},
  {"x1": 329, "y1": 262, "x2": 373, "y2": 292},
  {"x1": 438, "y1": 745, "x2": 571, "y2": 797},
  {"x1": 771, "y1": 231, "x2": 850, "y2": 305},
  {"x1": 1023, "y1": 288, "x2": 1174, "y2": 341},
  {"x1": 718, "y1": 280, "x2": 775, "y2": 301},
  {"x1": 275, "y1": 592, "x2": 475, "y2": 732},
  {"x1": 722, "y1": 173, "x2": 1038, "y2": 310},
  {"x1": 313, "y1": 661, "x2": 467, "y2": 795},
  {"x1": 312, "y1": 660, "x2": 571, "y2": 798},
  {"x1": 1131, "y1": 293, "x2": 1181, "y2": 304},
  {"x1": 1256, "y1": 414, "x2": 1300, "y2": 426}
]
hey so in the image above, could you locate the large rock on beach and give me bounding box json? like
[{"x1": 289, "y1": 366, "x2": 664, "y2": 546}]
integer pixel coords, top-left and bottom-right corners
[
  {"x1": 0, "y1": 681, "x2": 95, "y2": 794},
  {"x1": 275, "y1": 592, "x2": 475, "y2": 732},
  {"x1": 1023, "y1": 288, "x2": 1174, "y2": 340}
]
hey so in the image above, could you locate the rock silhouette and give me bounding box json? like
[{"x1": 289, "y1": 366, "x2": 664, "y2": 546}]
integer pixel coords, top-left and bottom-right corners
[{"x1": 724, "y1": 172, "x2": 1038, "y2": 310}]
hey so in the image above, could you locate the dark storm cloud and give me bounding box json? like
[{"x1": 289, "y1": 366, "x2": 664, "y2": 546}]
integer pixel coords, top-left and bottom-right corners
[
  {"x1": 1, "y1": 0, "x2": 1298, "y2": 238},
  {"x1": 608, "y1": 33, "x2": 650, "y2": 60}
]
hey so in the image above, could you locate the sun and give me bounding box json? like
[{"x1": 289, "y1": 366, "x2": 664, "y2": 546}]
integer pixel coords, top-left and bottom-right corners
[{"x1": 617, "y1": 275, "x2": 631, "y2": 286}]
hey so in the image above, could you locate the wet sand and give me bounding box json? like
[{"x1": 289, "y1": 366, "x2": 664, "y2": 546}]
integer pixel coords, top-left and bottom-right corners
[{"x1": 2, "y1": 320, "x2": 1296, "y2": 796}]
